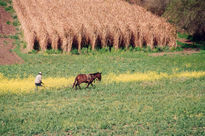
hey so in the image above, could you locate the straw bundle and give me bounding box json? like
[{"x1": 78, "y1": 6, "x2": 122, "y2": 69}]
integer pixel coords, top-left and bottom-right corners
[{"x1": 13, "y1": 0, "x2": 177, "y2": 52}]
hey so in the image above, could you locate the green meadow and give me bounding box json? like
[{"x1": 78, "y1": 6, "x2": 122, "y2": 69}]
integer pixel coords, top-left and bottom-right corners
[
  {"x1": 0, "y1": 49, "x2": 205, "y2": 135},
  {"x1": 0, "y1": 0, "x2": 204, "y2": 135}
]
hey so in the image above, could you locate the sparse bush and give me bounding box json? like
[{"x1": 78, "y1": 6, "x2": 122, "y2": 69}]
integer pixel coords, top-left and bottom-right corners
[
  {"x1": 175, "y1": 46, "x2": 183, "y2": 51},
  {"x1": 146, "y1": 0, "x2": 171, "y2": 16},
  {"x1": 12, "y1": 15, "x2": 17, "y2": 19},
  {"x1": 9, "y1": 34, "x2": 19, "y2": 40},
  {"x1": 164, "y1": 0, "x2": 205, "y2": 40},
  {"x1": 12, "y1": 20, "x2": 19, "y2": 26},
  {"x1": 81, "y1": 47, "x2": 88, "y2": 54},
  {"x1": 6, "y1": 21, "x2": 11, "y2": 25},
  {"x1": 125, "y1": 0, "x2": 171, "y2": 16},
  {"x1": 0, "y1": 1, "x2": 7, "y2": 7},
  {"x1": 81, "y1": 47, "x2": 93, "y2": 54},
  {"x1": 5, "y1": 5, "x2": 13, "y2": 12},
  {"x1": 23, "y1": 42, "x2": 26, "y2": 49},
  {"x1": 71, "y1": 49, "x2": 79, "y2": 55},
  {"x1": 45, "y1": 49, "x2": 62, "y2": 54},
  {"x1": 97, "y1": 47, "x2": 110, "y2": 53},
  {"x1": 136, "y1": 47, "x2": 142, "y2": 51},
  {"x1": 28, "y1": 49, "x2": 37, "y2": 54},
  {"x1": 153, "y1": 46, "x2": 163, "y2": 52}
]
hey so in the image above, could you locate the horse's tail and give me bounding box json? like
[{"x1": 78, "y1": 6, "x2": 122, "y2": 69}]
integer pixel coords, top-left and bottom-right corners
[{"x1": 72, "y1": 78, "x2": 77, "y2": 88}]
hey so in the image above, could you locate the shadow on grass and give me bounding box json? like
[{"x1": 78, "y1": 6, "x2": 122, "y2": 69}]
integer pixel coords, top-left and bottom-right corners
[
  {"x1": 177, "y1": 41, "x2": 205, "y2": 50},
  {"x1": 177, "y1": 33, "x2": 205, "y2": 50}
]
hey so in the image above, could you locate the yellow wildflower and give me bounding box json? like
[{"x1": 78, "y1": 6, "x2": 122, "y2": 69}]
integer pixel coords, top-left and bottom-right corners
[{"x1": 0, "y1": 71, "x2": 204, "y2": 94}]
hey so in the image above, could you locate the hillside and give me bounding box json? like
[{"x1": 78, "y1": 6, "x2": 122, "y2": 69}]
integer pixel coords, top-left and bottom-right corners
[
  {"x1": 13, "y1": 0, "x2": 176, "y2": 53},
  {"x1": 0, "y1": 6, "x2": 23, "y2": 65}
]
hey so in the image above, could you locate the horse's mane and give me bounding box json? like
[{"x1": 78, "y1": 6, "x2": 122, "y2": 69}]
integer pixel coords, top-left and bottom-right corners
[{"x1": 90, "y1": 72, "x2": 101, "y2": 75}]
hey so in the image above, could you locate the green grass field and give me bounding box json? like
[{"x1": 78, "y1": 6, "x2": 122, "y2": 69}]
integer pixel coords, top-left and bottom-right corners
[
  {"x1": 0, "y1": 49, "x2": 205, "y2": 135},
  {"x1": 0, "y1": 0, "x2": 204, "y2": 135}
]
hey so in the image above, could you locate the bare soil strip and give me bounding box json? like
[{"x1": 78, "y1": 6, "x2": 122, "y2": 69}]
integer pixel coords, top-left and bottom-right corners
[
  {"x1": 150, "y1": 49, "x2": 200, "y2": 56},
  {"x1": 0, "y1": 7, "x2": 23, "y2": 65}
]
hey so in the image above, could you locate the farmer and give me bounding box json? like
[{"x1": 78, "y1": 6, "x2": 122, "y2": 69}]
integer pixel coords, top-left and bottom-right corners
[{"x1": 35, "y1": 72, "x2": 43, "y2": 91}]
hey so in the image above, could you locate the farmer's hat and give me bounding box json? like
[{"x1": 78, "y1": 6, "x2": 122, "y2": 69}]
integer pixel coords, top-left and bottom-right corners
[{"x1": 38, "y1": 72, "x2": 42, "y2": 75}]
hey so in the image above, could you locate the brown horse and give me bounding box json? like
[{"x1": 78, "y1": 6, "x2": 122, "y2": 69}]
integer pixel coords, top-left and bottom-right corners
[{"x1": 72, "y1": 72, "x2": 102, "y2": 89}]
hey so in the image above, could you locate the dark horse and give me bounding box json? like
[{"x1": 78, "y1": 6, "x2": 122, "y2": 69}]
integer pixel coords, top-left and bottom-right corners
[{"x1": 72, "y1": 72, "x2": 102, "y2": 89}]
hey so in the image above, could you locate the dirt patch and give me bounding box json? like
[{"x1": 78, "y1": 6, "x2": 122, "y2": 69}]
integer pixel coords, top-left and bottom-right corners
[
  {"x1": 0, "y1": 38, "x2": 23, "y2": 65},
  {"x1": 177, "y1": 38, "x2": 193, "y2": 45},
  {"x1": 0, "y1": 7, "x2": 23, "y2": 65},
  {"x1": 150, "y1": 49, "x2": 200, "y2": 57}
]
